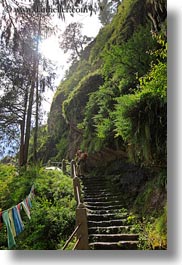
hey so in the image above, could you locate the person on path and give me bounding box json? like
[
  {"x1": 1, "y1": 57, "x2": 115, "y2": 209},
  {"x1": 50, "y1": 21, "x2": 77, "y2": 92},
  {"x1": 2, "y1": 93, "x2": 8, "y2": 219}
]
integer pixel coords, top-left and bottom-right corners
[{"x1": 75, "y1": 150, "x2": 88, "y2": 176}]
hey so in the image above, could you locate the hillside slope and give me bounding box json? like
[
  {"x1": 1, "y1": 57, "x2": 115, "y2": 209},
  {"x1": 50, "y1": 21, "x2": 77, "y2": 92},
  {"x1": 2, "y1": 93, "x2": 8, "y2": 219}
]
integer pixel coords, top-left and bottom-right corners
[{"x1": 44, "y1": 0, "x2": 166, "y2": 168}]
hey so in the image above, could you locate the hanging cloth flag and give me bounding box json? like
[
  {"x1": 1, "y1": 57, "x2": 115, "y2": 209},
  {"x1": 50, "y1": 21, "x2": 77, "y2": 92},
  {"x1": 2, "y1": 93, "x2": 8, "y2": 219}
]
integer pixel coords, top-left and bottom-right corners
[
  {"x1": 26, "y1": 197, "x2": 31, "y2": 210},
  {"x1": 1, "y1": 185, "x2": 35, "y2": 248},
  {"x1": 12, "y1": 206, "x2": 24, "y2": 236},
  {"x1": 8, "y1": 209, "x2": 16, "y2": 238},
  {"x1": 30, "y1": 185, "x2": 35, "y2": 199},
  {"x1": 2, "y1": 210, "x2": 16, "y2": 249},
  {"x1": 27, "y1": 194, "x2": 32, "y2": 209},
  {"x1": 22, "y1": 200, "x2": 31, "y2": 220},
  {"x1": 17, "y1": 202, "x2": 22, "y2": 213},
  {"x1": 16, "y1": 204, "x2": 24, "y2": 231}
]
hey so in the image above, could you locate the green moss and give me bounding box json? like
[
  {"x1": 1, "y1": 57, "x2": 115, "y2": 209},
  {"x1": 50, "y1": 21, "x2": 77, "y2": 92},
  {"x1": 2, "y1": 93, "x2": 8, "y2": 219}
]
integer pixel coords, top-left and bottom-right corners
[{"x1": 62, "y1": 71, "x2": 103, "y2": 123}]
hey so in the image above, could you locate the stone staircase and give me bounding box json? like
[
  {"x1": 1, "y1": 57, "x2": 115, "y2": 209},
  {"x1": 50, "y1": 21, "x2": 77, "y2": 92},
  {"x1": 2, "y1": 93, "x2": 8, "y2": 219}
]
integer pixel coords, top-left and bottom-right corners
[{"x1": 81, "y1": 174, "x2": 139, "y2": 250}]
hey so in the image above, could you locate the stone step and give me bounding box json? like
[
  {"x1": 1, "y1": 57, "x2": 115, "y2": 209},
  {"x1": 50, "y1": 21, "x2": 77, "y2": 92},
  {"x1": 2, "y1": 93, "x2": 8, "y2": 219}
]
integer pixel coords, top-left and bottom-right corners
[
  {"x1": 82, "y1": 181, "x2": 107, "y2": 185},
  {"x1": 88, "y1": 219, "x2": 128, "y2": 227},
  {"x1": 84, "y1": 191, "x2": 117, "y2": 197},
  {"x1": 81, "y1": 176, "x2": 107, "y2": 179},
  {"x1": 83, "y1": 186, "x2": 111, "y2": 191},
  {"x1": 88, "y1": 225, "x2": 132, "y2": 234},
  {"x1": 83, "y1": 186, "x2": 107, "y2": 191},
  {"x1": 85, "y1": 200, "x2": 122, "y2": 207},
  {"x1": 87, "y1": 213, "x2": 127, "y2": 221},
  {"x1": 86, "y1": 204, "x2": 125, "y2": 211},
  {"x1": 89, "y1": 233, "x2": 139, "y2": 242},
  {"x1": 84, "y1": 195, "x2": 122, "y2": 203},
  {"x1": 89, "y1": 241, "x2": 139, "y2": 250},
  {"x1": 87, "y1": 208, "x2": 126, "y2": 216},
  {"x1": 83, "y1": 189, "x2": 110, "y2": 194},
  {"x1": 83, "y1": 189, "x2": 109, "y2": 194},
  {"x1": 82, "y1": 180, "x2": 106, "y2": 184},
  {"x1": 83, "y1": 179, "x2": 107, "y2": 183},
  {"x1": 84, "y1": 192, "x2": 121, "y2": 198},
  {"x1": 84, "y1": 194, "x2": 123, "y2": 201},
  {"x1": 83, "y1": 183, "x2": 108, "y2": 187}
]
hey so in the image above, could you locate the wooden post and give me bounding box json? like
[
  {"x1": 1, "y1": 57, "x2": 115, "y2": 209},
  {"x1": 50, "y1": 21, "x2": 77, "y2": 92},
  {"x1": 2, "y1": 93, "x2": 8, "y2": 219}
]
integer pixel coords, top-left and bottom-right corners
[
  {"x1": 71, "y1": 160, "x2": 76, "y2": 178},
  {"x1": 62, "y1": 159, "x2": 66, "y2": 174},
  {"x1": 71, "y1": 159, "x2": 89, "y2": 250},
  {"x1": 75, "y1": 205, "x2": 89, "y2": 250},
  {"x1": 73, "y1": 176, "x2": 82, "y2": 204}
]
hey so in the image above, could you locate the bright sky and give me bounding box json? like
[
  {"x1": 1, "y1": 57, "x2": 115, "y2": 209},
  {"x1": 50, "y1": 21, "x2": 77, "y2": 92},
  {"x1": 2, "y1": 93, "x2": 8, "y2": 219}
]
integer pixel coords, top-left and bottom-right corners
[{"x1": 40, "y1": 12, "x2": 101, "y2": 74}]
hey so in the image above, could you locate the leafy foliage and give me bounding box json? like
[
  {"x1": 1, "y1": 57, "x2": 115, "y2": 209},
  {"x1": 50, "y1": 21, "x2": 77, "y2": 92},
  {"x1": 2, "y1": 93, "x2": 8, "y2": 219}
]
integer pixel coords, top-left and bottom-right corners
[
  {"x1": 0, "y1": 165, "x2": 76, "y2": 250},
  {"x1": 136, "y1": 205, "x2": 167, "y2": 250},
  {"x1": 102, "y1": 25, "x2": 158, "y2": 90},
  {"x1": 79, "y1": 25, "x2": 164, "y2": 157},
  {"x1": 89, "y1": 23, "x2": 113, "y2": 64},
  {"x1": 0, "y1": 164, "x2": 18, "y2": 210},
  {"x1": 113, "y1": 35, "x2": 167, "y2": 165}
]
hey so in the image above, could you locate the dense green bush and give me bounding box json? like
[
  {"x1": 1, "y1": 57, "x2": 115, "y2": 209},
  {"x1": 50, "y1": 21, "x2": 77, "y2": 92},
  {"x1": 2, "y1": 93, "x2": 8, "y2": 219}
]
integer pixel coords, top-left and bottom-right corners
[
  {"x1": 102, "y1": 25, "x2": 158, "y2": 91},
  {"x1": 79, "y1": 27, "x2": 166, "y2": 163},
  {"x1": 0, "y1": 165, "x2": 76, "y2": 250},
  {"x1": 0, "y1": 164, "x2": 18, "y2": 209},
  {"x1": 113, "y1": 35, "x2": 167, "y2": 165}
]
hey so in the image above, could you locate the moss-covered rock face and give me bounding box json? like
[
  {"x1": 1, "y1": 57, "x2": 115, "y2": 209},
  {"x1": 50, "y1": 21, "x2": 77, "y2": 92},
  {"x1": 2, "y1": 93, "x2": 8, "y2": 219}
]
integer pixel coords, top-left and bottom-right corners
[
  {"x1": 63, "y1": 73, "x2": 104, "y2": 124},
  {"x1": 48, "y1": 92, "x2": 66, "y2": 137},
  {"x1": 45, "y1": 0, "x2": 167, "y2": 164},
  {"x1": 63, "y1": 73, "x2": 104, "y2": 158}
]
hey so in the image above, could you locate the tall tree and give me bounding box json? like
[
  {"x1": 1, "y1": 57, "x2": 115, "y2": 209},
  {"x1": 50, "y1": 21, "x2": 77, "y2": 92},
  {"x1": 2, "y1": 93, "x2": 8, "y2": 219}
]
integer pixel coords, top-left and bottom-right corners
[
  {"x1": 60, "y1": 22, "x2": 93, "y2": 62},
  {"x1": 0, "y1": 42, "x2": 32, "y2": 160},
  {"x1": 0, "y1": 0, "x2": 55, "y2": 165}
]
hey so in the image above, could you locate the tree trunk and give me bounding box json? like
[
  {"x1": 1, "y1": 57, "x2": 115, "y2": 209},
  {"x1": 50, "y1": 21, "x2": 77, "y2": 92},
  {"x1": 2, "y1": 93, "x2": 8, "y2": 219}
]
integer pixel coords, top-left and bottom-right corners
[
  {"x1": 19, "y1": 87, "x2": 28, "y2": 166},
  {"x1": 23, "y1": 68, "x2": 36, "y2": 165},
  {"x1": 19, "y1": 120, "x2": 25, "y2": 166},
  {"x1": 33, "y1": 16, "x2": 41, "y2": 163},
  {"x1": 33, "y1": 69, "x2": 39, "y2": 163}
]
